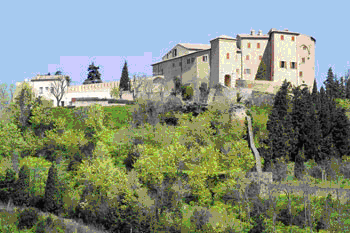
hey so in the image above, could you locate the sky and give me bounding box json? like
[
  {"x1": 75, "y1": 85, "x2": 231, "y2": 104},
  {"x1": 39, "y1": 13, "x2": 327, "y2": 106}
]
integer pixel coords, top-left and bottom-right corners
[{"x1": 1, "y1": 0, "x2": 349, "y2": 93}]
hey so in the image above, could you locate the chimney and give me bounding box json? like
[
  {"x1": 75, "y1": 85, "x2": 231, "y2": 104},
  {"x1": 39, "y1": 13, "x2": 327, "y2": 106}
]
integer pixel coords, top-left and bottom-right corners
[
  {"x1": 251, "y1": 29, "x2": 255, "y2": 36},
  {"x1": 258, "y1": 30, "x2": 263, "y2": 35},
  {"x1": 284, "y1": 28, "x2": 289, "y2": 31}
]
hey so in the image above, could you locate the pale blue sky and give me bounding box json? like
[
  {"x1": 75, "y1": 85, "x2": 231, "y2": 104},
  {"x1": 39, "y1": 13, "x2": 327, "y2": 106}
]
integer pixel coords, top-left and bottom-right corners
[{"x1": 1, "y1": 0, "x2": 348, "y2": 91}]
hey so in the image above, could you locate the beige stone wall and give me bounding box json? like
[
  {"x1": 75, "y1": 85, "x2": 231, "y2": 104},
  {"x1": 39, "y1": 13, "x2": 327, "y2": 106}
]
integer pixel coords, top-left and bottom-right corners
[{"x1": 296, "y1": 34, "x2": 315, "y2": 91}]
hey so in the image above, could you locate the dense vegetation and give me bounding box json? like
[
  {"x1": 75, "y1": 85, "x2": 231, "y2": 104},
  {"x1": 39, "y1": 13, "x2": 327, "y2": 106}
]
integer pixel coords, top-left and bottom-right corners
[{"x1": 1, "y1": 69, "x2": 350, "y2": 232}]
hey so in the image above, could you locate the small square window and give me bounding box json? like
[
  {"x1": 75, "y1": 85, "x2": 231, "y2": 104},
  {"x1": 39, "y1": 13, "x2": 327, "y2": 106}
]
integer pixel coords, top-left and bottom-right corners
[
  {"x1": 173, "y1": 63, "x2": 175, "y2": 67},
  {"x1": 248, "y1": 43, "x2": 251, "y2": 48},
  {"x1": 257, "y1": 43, "x2": 260, "y2": 49},
  {"x1": 280, "y1": 61, "x2": 286, "y2": 68},
  {"x1": 179, "y1": 62, "x2": 182, "y2": 66},
  {"x1": 50, "y1": 87, "x2": 54, "y2": 93},
  {"x1": 39, "y1": 87, "x2": 43, "y2": 94},
  {"x1": 191, "y1": 57, "x2": 195, "y2": 63},
  {"x1": 187, "y1": 59, "x2": 190, "y2": 64},
  {"x1": 227, "y1": 53, "x2": 230, "y2": 59},
  {"x1": 299, "y1": 71, "x2": 303, "y2": 77},
  {"x1": 173, "y1": 49, "x2": 177, "y2": 57},
  {"x1": 259, "y1": 56, "x2": 262, "y2": 60},
  {"x1": 292, "y1": 36, "x2": 295, "y2": 41},
  {"x1": 236, "y1": 69, "x2": 239, "y2": 73},
  {"x1": 281, "y1": 35, "x2": 284, "y2": 40},
  {"x1": 203, "y1": 56, "x2": 208, "y2": 62},
  {"x1": 45, "y1": 87, "x2": 49, "y2": 91},
  {"x1": 302, "y1": 57, "x2": 305, "y2": 63},
  {"x1": 246, "y1": 55, "x2": 249, "y2": 60}
]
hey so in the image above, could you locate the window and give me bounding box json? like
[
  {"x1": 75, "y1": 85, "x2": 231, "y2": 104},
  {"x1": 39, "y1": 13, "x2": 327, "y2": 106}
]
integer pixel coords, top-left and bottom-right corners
[
  {"x1": 290, "y1": 62, "x2": 296, "y2": 69},
  {"x1": 227, "y1": 53, "x2": 230, "y2": 59},
  {"x1": 39, "y1": 87, "x2": 43, "y2": 94},
  {"x1": 280, "y1": 61, "x2": 286, "y2": 68},
  {"x1": 246, "y1": 55, "x2": 249, "y2": 60},
  {"x1": 299, "y1": 71, "x2": 303, "y2": 77},
  {"x1": 248, "y1": 43, "x2": 251, "y2": 48},
  {"x1": 45, "y1": 87, "x2": 49, "y2": 92},
  {"x1": 173, "y1": 49, "x2": 177, "y2": 57},
  {"x1": 173, "y1": 63, "x2": 175, "y2": 67},
  {"x1": 191, "y1": 57, "x2": 195, "y2": 63},
  {"x1": 259, "y1": 56, "x2": 262, "y2": 60},
  {"x1": 257, "y1": 43, "x2": 260, "y2": 49},
  {"x1": 236, "y1": 69, "x2": 239, "y2": 73},
  {"x1": 50, "y1": 87, "x2": 54, "y2": 93},
  {"x1": 187, "y1": 58, "x2": 190, "y2": 64},
  {"x1": 167, "y1": 54, "x2": 169, "y2": 59},
  {"x1": 244, "y1": 69, "x2": 251, "y2": 74},
  {"x1": 203, "y1": 56, "x2": 208, "y2": 62},
  {"x1": 292, "y1": 36, "x2": 295, "y2": 41},
  {"x1": 302, "y1": 57, "x2": 305, "y2": 63},
  {"x1": 281, "y1": 35, "x2": 284, "y2": 40},
  {"x1": 179, "y1": 62, "x2": 182, "y2": 66},
  {"x1": 61, "y1": 101, "x2": 64, "y2": 107}
]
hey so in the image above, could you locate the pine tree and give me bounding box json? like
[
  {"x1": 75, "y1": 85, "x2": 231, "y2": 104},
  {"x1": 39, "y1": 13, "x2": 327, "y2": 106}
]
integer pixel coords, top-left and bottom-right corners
[
  {"x1": 290, "y1": 86, "x2": 311, "y2": 174},
  {"x1": 44, "y1": 164, "x2": 64, "y2": 215},
  {"x1": 12, "y1": 165, "x2": 30, "y2": 207},
  {"x1": 255, "y1": 60, "x2": 267, "y2": 80},
  {"x1": 332, "y1": 107, "x2": 350, "y2": 158},
  {"x1": 265, "y1": 80, "x2": 295, "y2": 168},
  {"x1": 346, "y1": 78, "x2": 350, "y2": 99},
  {"x1": 323, "y1": 67, "x2": 336, "y2": 99},
  {"x1": 83, "y1": 63, "x2": 103, "y2": 85},
  {"x1": 119, "y1": 61, "x2": 130, "y2": 92}
]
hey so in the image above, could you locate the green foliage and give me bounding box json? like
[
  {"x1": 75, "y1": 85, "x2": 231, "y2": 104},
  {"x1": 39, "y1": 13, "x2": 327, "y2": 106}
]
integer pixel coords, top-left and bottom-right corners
[
  {"x1": 0, "y1": 122, "x2": 27, "y2": 157},
  {"x1": 181, "y1": 84, "x2": 194, "y2": 101},
  {"x1": 44, "y1": 164, "x2": 64, "y2": 215},
  {"x1": 110, "y1": 86, "x2": 121, "y2": 99},
  {"x1": 120, "y1": 61, "x2": 130, "y2": 91},
  {"x1": 255, "y1": 60, "x2": 267, "y2": 81},
  {"x1": 12, "y1": 165, "x2": 31, "y2": 207},
  {"x1": 17, "y1": 207, "x2": 40, "y2": 230}
]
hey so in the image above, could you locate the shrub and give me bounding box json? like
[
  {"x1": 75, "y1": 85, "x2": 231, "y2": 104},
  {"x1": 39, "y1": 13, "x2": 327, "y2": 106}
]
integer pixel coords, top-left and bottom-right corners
[
  {"x1": 17, "y1": 207, "x2": 39, "y2": 230},
  {"x1": 44, "y1": 164, "x2": 64, "y2": 215},
  {"x1": 181, "y1": 84, "x2": 194, "y2": 101},
  {"x1": 12, "y1": 165, "x2": 31, "y2": 207},
  {"x1": 35, "y1": 219, "x2": 46, "y2": 233},
  {"x1": 190, "y1": 207, "x2": 212, "y2": 231},
  {"x1": 199, "y1": 82, "x2": 210, "y2": 104}
]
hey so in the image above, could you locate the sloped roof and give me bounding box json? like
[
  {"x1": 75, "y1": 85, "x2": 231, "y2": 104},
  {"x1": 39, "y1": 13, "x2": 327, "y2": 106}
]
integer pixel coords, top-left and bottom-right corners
[{"x1": 178, "y1": 43, "x2": 211, "y2": 50}]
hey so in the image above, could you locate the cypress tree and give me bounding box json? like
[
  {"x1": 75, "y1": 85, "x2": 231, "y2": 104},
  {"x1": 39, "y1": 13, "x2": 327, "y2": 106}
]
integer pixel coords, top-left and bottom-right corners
[
  {"x1": 44, "y1": 164, "x2": 64, "y2": 215},
  {"x1": 290, "y1": 86, "x2": 311, "y2": 177},
  {"x1": 346, "y1": 78, "x2": 350, "y2": 99},
  {"x1": 255, "y1": 60, "x2": 268, "y2": 80},
  {"x1": 323, "y1": 67, "x2": 336, "y2": 99},
  {"x1": 119, "y1": 61, "x2": 130, "y2": 92},
  {"x1": 265, "y1": 80, "x2": 295, "y2": 168},
  {"x1": 332, "y1": 107, "x2": 350, "y2": 159},
  {"x1": 12, "y1": 165, "x2": 30, "y2": 207},
  {"x1": 340, "y1": 76, "x2": 346, "y2": 99}
]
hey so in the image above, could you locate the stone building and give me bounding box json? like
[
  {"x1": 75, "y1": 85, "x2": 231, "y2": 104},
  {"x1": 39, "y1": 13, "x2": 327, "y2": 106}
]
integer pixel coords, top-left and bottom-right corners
[{"x1": 151, "y1": 28, "x2": 316, "y2": 94}]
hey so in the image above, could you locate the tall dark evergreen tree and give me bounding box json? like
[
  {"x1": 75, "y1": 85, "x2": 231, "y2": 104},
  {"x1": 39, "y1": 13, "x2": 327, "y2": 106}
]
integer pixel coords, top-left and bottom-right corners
[
  {"x1": 331, "y1": 107, "x2": 350, "y2": 158},
  {"x1": 290, "y1": 86, "x2": 311, "y2": 178},
  {"x1": 44, "y1": 164, "x2": 64, "y2": 215},
  {"x1": 119, "y1": 61, "x2": 130, "y2": 91},
  {"x1": 12, "y1": 165, "x2": 30, "y2": 207},
  {"x1": 264, "y1": 80, "x2": 296, "y2": 169},
  {"x1": 346, "y1": 78, "x2": 350, "y2": 99},
  {"x1": 323, "y1": 67, "x2": 336, "y2": 99},
  {"x1": 83, "y1": 63, "x2": 103, "y2": 85}
]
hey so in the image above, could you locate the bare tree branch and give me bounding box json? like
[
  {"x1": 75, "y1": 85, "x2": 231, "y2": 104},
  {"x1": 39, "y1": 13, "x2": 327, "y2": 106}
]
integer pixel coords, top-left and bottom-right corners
[{"x1": 49, "y1": 77, "x2": 68, "y2": 107}]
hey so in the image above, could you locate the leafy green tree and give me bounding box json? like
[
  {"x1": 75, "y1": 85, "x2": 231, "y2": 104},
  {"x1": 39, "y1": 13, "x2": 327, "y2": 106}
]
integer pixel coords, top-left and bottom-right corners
[
  {"x1": 255, "y1": 60, "x2": 267, "y2": 80},
  {"x1": 13, "y1": 82, "x2": 36, "y2": 134},
  {"x1": 12, "y1": 165, "x2": 31, "y2": 207},
  {"x1": 119, "y1": 61, "x2": 130, "y2": 91},
  {"x1": 44, "y1": 164, "x2": 64, "y2": 215},
  {"x1": 110, "y1": 86, "x2": 121, "y2": 99},
  {"x1": 83, "y1": 63, "x2": 103, "y2": 85}
]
